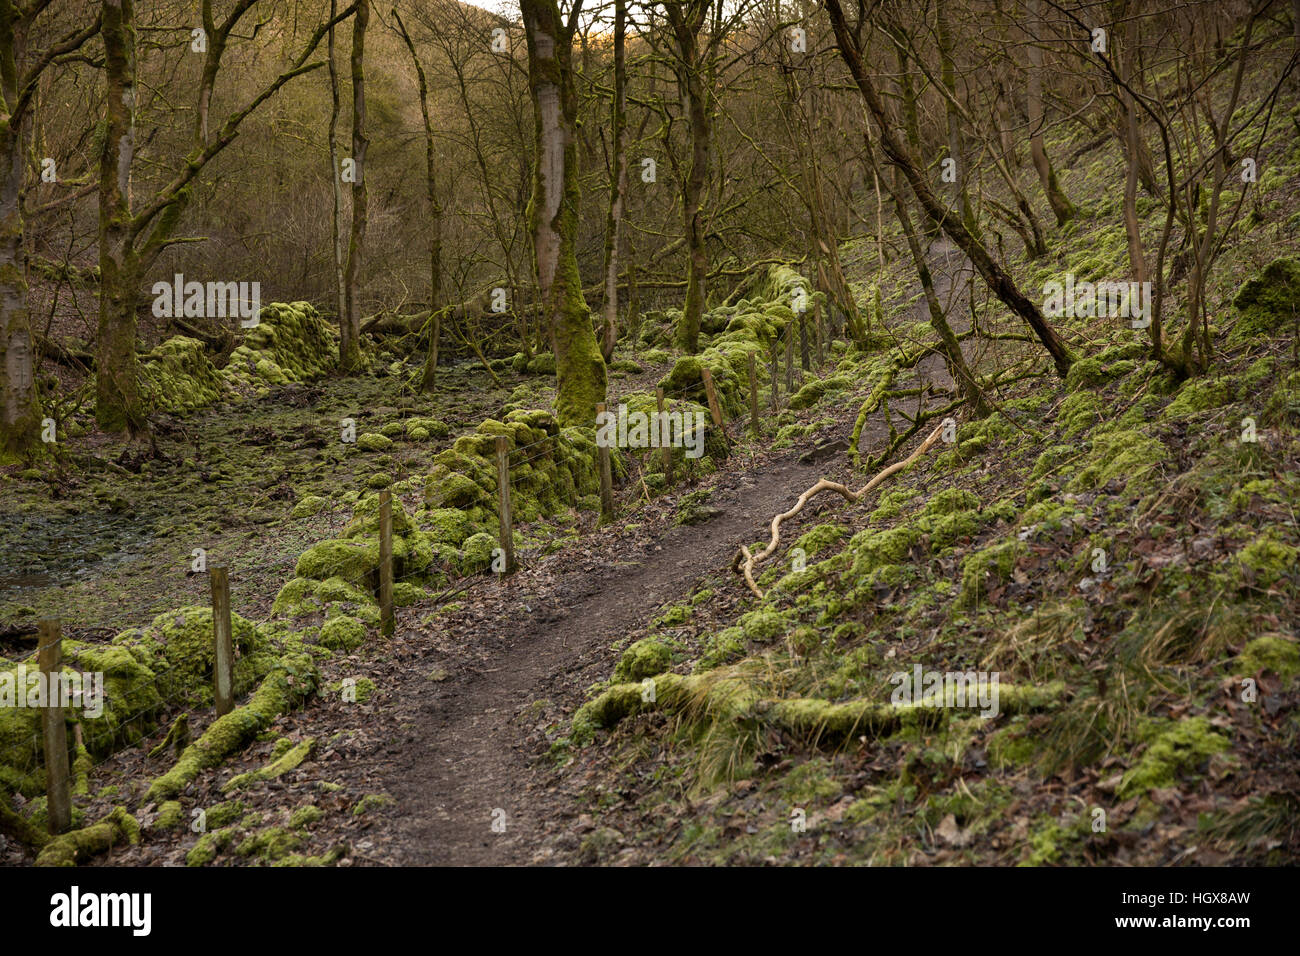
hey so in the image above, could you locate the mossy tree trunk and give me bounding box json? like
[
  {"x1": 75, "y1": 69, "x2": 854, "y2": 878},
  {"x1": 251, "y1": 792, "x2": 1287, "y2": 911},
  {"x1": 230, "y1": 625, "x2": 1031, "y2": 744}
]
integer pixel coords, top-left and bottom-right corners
[
  {"x1": 95, "y1": 0, "x2": 145, "y2": 433},
  {"x1": 522, "y1": 0, "x2": 606, "y2": 426},
  {"x1": 599, "y1": 0, "x2": 627, "y2": 364},
  {"x1": 0, "y1": 1, "x2": 86, "y2": 457},
  {"x1": 327, "y1": 0, "x2": 348, "y2": 365},
  {"x1": 666, "y1": 0, "x2": 712, "y2": 354},
  {"x1": 824, "y1": 0, "x2": 1074, "y2": 377},
  {"x1": 340, "y1": 0, "x2": 368, "y2": 374}
]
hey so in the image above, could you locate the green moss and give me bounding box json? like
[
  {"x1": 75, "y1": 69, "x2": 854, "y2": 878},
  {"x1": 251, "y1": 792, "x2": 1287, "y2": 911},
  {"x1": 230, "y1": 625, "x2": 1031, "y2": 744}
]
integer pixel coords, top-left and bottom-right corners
[
  {"x1": 613, "y1": 639, "x2": 673, "y2": 682},
  {"x1": 223, "y1": 738, "x2": 316, "y2": 793},
  {"x1": 1163, "y1": 376, "x2": 1236, "y2": 419},
  {"x1": 319, "y1": 616, "x2": 366, "y2": 652},
  {"x1": 35, "y1": 806, "x2": 139, "y2": 866},
  {"x1": 154, "y1": 800, "x2": 185, "y2": 830},
  {"x1": 1232, "y1": 256, "x2": 1300, "y2": 337},
  {"x1": 186, "y1": 827, "x2": 238, "y2": 866},
  {"x1": 237, "y1": 826, "x2": 305, "y2": 862},
  {"x1": 1234, "y1": 634, "x2": 1300, "y2": 679},
  {"x1": 739, "y1": 609, "x2": 788, "y2": 643},
  {"x1": 292, "y1": 495, "x2": 329, "y2": 518},
  {"x1": 959, "y1": 538, "x2": 1026, "y2": 606},
  {"x1": 1117, "y1": 717, "x2": 1230, "y2": 798},
  {"x1": 1235, "y1": 534, "x2": 1299, "y2": 587},
  {"x1": 1068, "y1": 429, "x2": 1166, "y2": 493},
  {"x1": 352, "y1": 793, "x2": 394, "y2": 817},
  {"x1": 290, "y1": 805, "x2": 323, "y2": 828},
  {"x1": 110, "y1": 606, "x2": 262, "y2": 708},
  {"x1": 792, "y1": 523, "x2": 848, "y2": 559},
  {"x1": 139, "y1": 336, "x2": 228, "y2": 412},
  {"x1": 146, "y1": 649, "x2": 319, "y2": 802}
]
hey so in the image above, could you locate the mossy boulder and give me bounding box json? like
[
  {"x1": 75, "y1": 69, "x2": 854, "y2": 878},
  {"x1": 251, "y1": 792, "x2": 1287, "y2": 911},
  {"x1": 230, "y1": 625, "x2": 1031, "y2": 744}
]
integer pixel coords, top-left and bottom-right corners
[
  {"x1": 1232, "y1": 256, "x2": 1300, "y2": 337},
  {"x1": 219, "y1": 302, "x2": 338, "y2": 393},
  {"x1": 139, "y1": 336, "x2": 228, "y2": 412},
  {"x1": 112, "y1": 606, "x2": 264, "y2": 707},
  {"x1": 613, "y1": 639, "x2": 673, "y2": 682},
  {"x1": 320, "y1": 616, "x2": 366, "y2": 652}
]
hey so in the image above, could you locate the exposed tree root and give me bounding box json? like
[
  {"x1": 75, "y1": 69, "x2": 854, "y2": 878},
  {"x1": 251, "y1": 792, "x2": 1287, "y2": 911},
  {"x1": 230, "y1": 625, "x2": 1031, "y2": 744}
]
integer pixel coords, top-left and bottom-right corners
[
  {"x1": 221, "y1": 737, "x2": 317, "y2": 793},
  {"x1": 35, "y1": 807, "x2": 139, "y2": 867},
  {"x1": 0, "y1": 792, "x2": 51, "y2": 850},
  {"x1": 144, "y1": 655, "x2": 318, "y2": 803},
  {"x1": 736, "y1": 423, "x2": 945, "y2": 598}
]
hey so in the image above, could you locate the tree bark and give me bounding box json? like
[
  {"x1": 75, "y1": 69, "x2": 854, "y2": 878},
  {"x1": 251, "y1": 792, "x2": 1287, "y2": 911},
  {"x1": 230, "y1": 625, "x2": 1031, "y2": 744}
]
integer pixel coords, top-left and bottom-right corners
[
  {"x1": 96, "y1": 0, "x2": 145, "y2": 433},
  {"x1": 599, "y1": 0, "x2": 627, "y2": 364},
  {"x1": 522, "y1": 0, "x2": 606, "y2": 426},
  {"x1": 340, "y1": 0, "x2": 368, "y2": 373},
  {"x1": 666, "y1": 0, "x2": 712, "y2": 354},
  {"x1": 393, "y1": 9, "x2": 443, "y2": 390},
  {"x1": 0, "y1": 3, "x2": 36, "y2": 459}
]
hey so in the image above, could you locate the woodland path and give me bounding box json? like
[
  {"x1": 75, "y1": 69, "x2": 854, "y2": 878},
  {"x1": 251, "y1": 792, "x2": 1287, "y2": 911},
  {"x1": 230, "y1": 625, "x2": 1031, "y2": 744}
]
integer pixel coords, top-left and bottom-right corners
[{"x1": 322, "y1": 240, "x2": 976, "y2": 865}]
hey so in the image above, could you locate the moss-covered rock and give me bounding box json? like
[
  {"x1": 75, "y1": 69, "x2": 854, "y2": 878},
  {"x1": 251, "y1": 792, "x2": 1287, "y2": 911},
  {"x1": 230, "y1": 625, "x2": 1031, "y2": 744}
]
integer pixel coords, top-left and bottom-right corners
[
  {"x1": 613, "y1": 638, "x2": 674, "y2": 682},
  {"x1": 219, "y1": 302, "x2": 338, "y2": 394},
  {"x1": 139, "y1": 336, "x2": 228, "y2": 412},
  {"x1": 1232, "y1": 256, "x2": 1300, "y2": 337},
  {"x1": 319, "y1": 616, "x2": 366, "y2": 652}
]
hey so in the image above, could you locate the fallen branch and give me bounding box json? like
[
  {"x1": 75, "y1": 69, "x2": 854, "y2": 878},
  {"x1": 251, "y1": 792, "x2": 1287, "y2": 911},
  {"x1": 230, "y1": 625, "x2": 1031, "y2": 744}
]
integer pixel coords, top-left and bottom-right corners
[{"x1": 736, "y1": 423, "x2": 945, "y2": 598}]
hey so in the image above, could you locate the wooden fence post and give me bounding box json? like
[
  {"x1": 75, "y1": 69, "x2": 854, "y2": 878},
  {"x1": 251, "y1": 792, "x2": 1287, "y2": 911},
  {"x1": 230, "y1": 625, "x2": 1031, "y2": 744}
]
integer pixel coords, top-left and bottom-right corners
[
  {"x1": 748, "y1": 351, "x2": 760, "y2": 436},
  {"x1": 495, "y1": 436, "x2": 516, "y2": 574},
  {"x1": 596, "y1": 403, "x2": 615, "y2": 524},
  {"x1": 38, "y1": 619, "x2": 71, "y2": 835},
  {"x1": 700, "y1": 368, "x2": 723, "y2": 427},
  {"x1": 378, "y1": 489, "x2": 395, "y2": 637},
  {"x1": 656, "y1": 387, "x2": 672, "y2": 483},
  {"x1": 785, "y1": 329, "x2": 795, "y2": 393},
  {"x1": 800, "y1": 313, "x2": 810, "y2": 371},
  {"x1": 769, "y1": 341, "x2": 779, "y2": 411},
  {"x1": 210, "y1": 567, "x2": 234, "y2": 717}
]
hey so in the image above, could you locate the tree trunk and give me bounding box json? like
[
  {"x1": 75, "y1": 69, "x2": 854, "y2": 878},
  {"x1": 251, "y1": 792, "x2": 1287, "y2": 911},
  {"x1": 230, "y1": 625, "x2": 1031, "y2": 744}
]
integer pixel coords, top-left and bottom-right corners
[
  {"x1": 95, "y1": 0, "x2": 144, "y2": 433},
  {"x1": 667, "y1": 1, "x2": 711, "y2": 354},
  {"x1": 522, "y1": 0, "x2": 607, "y2": 426},
  {"x1": 0, "y1": 11, "x2": 37, "y2": 460},
  {"x1": 393, "y1": 9, "x2": 443, "y2": 390},
  {"x1": 1026, "y1": 0, "x2": 1076, "y2": 226},
  {"x1": 341, "y1": 0, "x2": 368, "y2": 374},
  {"x1": 824, "y1": 0, "x2": 1074, "y2": 377},
  {"x1": 328, "y1": 0, "x2": 347, "y2": 357},
  {"x1": 599, "y1": 0, "x2": 627, "y2": 364}
]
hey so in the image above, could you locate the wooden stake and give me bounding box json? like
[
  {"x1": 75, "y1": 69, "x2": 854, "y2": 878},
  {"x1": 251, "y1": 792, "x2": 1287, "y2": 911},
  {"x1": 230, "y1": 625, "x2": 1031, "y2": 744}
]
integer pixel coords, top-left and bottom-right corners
[
  {"x1": 748, "y1": 351, "x2": 760, "y2": 436},
  {"x1": 494, "y1": 436, "x2": 516, "y2": 574},
  {"x1": 378, "y1": 489, "x2": 394, "y2": 637},
  {"x1": 656, "y1": 387, "x2": 672, "y2": 483},
  {"x1": 210, "y1": 567, "x2": 234, "y2": 717},
  {"x1": 701, "y1": 368, "x2": 723, "y2": 427},
  {"x1": 785, "y1": 329, "x2": 795, "y2": 393},
  {"x1": 800, "y1": 313, "x2": 810, "y2": 371},
  {"x1": 769, "y1": 341, "x2": 779, "y2": 410},
  {"x1": 38, "y1": 619, "x2": 71, "y2": 835},
  {"x1": 596, "y1": 403, "x2": 615, "y2": 524}
]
